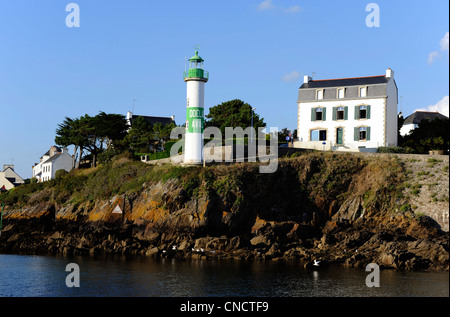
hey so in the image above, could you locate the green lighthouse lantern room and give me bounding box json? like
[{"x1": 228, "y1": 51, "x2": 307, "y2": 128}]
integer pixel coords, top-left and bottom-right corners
[{"x1": 184, "y1": 50, "x2": 209, "y2": 81}]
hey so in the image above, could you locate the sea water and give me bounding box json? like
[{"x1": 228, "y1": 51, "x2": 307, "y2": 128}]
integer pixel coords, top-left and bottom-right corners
[{"x1": 0, "y1": 254, "x2": 448, "y2": 297}]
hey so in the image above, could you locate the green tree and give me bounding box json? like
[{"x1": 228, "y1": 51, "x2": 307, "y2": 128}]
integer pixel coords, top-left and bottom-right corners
[
  {"x1": 124, "y1": 117, "x2": 176, "y2": 154},
  {"x1": 278, "y1": 128, "x2": 292, "y2": 144},
  {"x1": 205, "y1": 99, "x2": 265, "y2": 135},
  {"x1": 401, "y1": 117, "x2": 449, "y2": 153},
  {"x1": 55, "y1": 112, "x2": 128, "y2": 168},
  {"x1": 55, "y1": 116, "x2": 89, "y2": 169}
]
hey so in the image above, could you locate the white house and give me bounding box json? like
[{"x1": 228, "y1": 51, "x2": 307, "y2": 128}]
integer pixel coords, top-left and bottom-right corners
[
  {"x1": 295, "y1": 68, "x2": 398, "y2": 152},
  {"x1": 0, "y1": 164, "x2": 25, "y2": 191},
  {"x1": 32, "y1": 146, "x2": 74, "y2": 182},
  {"x1": 400, "y1": 111, "x2": 448, "y2": 136}
]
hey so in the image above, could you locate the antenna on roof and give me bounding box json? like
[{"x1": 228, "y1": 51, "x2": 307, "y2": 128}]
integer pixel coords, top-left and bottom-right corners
[
  {"x1": 312, "y1": 72, "x2": 317, "y2": 78},
  {"x1": 400, "y1": 96, "x2": 403, "y2": 114},
  {"x1": 132, "y1": 99, "x2": 137, "y2": 113}
]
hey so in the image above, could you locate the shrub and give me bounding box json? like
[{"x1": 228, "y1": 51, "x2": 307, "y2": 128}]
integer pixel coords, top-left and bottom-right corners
[{"x1": 377, "y1": 146, "x2": 406, "y2": 153}]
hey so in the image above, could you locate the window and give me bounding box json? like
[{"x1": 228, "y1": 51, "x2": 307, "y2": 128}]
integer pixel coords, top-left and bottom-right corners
[
  {"x1": 359, "y1": 127, "x2": 367, "y2": 140},
  {"x1": 338, "y1": 88, "x2": 345, "y2": 99},
  {"x1": 311, "y1": 107, "x2": 326, "y2": 121},
  {"x1": 354, "y1": 126, "x2": 371, "y2": 141},
  {"x1": 359, "y1": 105, "x2": 367, "y2": 119},
  {"x1": 333, "y1": 106, "x2": 348, "y2": 120},
  {"x1": 360, "y1": 87, "x2": 367, "y2": 97},
  {"x1": 355, "y1": 105, "x2": 371, "y2": 119},
  {"x1": 337, "y1": 107, "x2": 344, "y2": 120},
  {"x1": 316, "y1": 90, "x2": 323, "y2": 100},
  {"x1": 315, "y1": 108, "x2": 323, "y2": 121},
  {"x1": 310, "y1": 129, "x2": 327, "y2": 141}
]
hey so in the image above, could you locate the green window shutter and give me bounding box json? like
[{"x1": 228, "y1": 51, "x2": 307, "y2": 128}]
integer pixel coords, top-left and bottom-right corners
[
  {"x1": 366, "y1": 105, "x2": 371, "y2": 119},
  {"x1": 344, "y1": 107, "x2": 348, "y2": 120},
  {"x1": 354, "y1": 127, "x2": 359, "y2": 141},
  {"x1": 332, "y1": 107, "x2": 337, "y2": 121},
  {"x1": 311, "y1": 108, "x2": 315, "y2": 121},
  {"x1": 322, "y1": 107, "x2": 326, "y2": 121},
  {"x1": 355, "y1": 106, "x2": 359, "y2": 119},
  {"x1": 367, "y1": 127, "x2": 371, "y2": 141}
]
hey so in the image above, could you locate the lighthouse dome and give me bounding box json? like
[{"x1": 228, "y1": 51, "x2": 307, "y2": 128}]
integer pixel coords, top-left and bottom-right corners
[{"x1": 189, "y1": 51, "x2": 204, "y2": 62}]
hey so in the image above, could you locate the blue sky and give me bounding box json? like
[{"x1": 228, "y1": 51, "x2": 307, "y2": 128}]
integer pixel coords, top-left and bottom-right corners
[{"x1": 0, "y1": 0, "x2": 448, "y2": 178}]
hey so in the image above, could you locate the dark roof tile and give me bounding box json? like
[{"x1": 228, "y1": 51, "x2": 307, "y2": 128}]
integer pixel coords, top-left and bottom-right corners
[
  {"x1": 403, "y1": 111, "x2": 448, "y2": 125},
  {"x1": 300, "y1": 75, "x2": 388, "y2": 89},
  {"x1": 130, "y1": 115, "x2": 175, "y2": 126}
]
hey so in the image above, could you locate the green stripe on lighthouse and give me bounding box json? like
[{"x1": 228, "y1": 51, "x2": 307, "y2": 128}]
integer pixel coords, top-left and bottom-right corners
[{"x1": 186, "y1": 107, "x2": 204, "y2": 133}]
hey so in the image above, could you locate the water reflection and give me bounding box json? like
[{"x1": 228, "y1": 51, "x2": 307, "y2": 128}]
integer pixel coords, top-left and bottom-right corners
[{"x1": 0, "y1": 254, "x2": 448, "y2": 297}]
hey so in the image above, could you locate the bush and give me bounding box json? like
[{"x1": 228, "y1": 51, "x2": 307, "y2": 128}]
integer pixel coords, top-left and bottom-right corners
[
  {"x1": 137, "y1": 140, "x2": 179, "y2": 161},
  {"x1": 377, "y1": 146, "x2": 406, "y2": 153},
  {"x1": 55, "y1": 169, "x2": 68, "y2": 179}
]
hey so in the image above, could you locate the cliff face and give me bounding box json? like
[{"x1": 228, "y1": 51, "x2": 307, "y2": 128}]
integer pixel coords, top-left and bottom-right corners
[{"x1": 0, "y1": 153, "x2": 448, "y2": 271}]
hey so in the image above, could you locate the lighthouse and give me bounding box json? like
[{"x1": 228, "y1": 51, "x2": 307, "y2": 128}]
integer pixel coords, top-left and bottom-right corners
[{"x1": 184, "y1": 50, "x2": 209, "y2": 165}]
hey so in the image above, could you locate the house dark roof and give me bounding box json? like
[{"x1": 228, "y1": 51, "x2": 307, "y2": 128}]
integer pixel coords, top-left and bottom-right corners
[
  {"x1": 41, "y1": 146, "x2": 62, "y2": 159},
  {"x1": 403, "y1": 111, "x2": 448, "y2": 125},
  {"x1": 130, "y1": 115, "x2": 175, "y2": 127},
  {"x1": 300, "y1": 75, "x2": 388, "y2": 89},
  {"x1": 43, "y1": 153, "x2": 62, "y2": 164}
]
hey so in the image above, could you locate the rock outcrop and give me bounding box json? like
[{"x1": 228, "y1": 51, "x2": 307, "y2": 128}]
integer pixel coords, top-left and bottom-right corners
[{"x1": 0, "y1": 153, "x2": 448, "y2": 271}]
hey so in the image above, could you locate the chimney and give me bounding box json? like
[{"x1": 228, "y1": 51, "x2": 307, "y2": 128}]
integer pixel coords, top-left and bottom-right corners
[
  {"x1": 3, "y1": 164, "x2": 14, "y2": 171},
  {"x1": 50, "y1": 146, "x2": 59, "y2": 157},
  {"x1": 386, "y1": 68, "x2": 394, "y2": 79},
  {"x1": 170, "y1": 115, "x2": 175, "y2": 121},
  {"x1": 303, "y1": 75, "x2": 312, "y2": 84}
]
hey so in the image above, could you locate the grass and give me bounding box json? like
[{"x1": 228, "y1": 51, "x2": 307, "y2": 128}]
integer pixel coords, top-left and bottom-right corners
[
  {"x1": 411, "y1": 183, "x2": 422, "y2": 196},
  {"x1": 427, "y1": 158, "x2": 442, "y2": 168},
  {"x1": 0, "y1": 154, "x2": 195, "y2": 207}
]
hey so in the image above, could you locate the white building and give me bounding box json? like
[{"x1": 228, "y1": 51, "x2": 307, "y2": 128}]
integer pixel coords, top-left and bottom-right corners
[
  {"x1": 400, "y1": 111, "x2": 448, "y2": 136},
  {"x1": 0, "y1": 164, "x2": 25, "y2": 191},
  {"x1": 295, "y1": 68, "x2": 398, "y2": 152},
  {"x1": 32, "y1": 146, "x2": 74, "y2": 182}
]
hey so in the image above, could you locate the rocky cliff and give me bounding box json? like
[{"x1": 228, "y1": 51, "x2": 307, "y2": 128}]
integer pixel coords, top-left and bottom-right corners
[{"x1": 0, "y1": 153, "x2": 448, "y2": 271}]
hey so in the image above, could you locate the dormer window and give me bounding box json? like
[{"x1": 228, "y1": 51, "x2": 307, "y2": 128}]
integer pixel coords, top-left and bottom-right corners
[
  {"x1": 360, "y1": 87, "x2": 367, "y2": 97},
  {"x1": 316, "y1": 89, "x2": 323, "y2": 100},
  {"x1": 337, "y1": 88, "x2": 345, "y2": 99}
]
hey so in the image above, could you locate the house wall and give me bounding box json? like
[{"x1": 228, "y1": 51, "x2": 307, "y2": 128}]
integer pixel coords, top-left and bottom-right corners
[
  {"x1": 296, "y1": 97, "x2": 387, "y2": 152},
  {"x1": 2, "y1": 168, "x2": 25, "y2": 185},
  {"x1": 385, "y1": 78, "x2": 398, "y2": 146},
  {"x1": 400, "y1": 123, "x2": 416, "y2": 136},
  {"x1": 0, "y1": 172, "x2": 14, "y2": 190},
  {"x1": 51, "y1": 152, "x2": 74, "y2": 179},
  {"x1": 41, "y1": 163, "x2": 52, "y2": 182}
]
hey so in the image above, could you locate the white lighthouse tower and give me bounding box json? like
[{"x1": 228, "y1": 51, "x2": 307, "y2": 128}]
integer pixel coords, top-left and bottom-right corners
[{"x1": 184, "y1": 49, "x2": 209, "y2": 165}]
